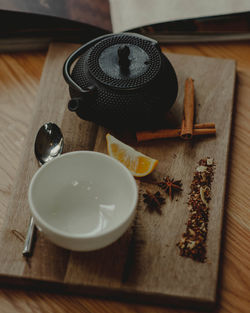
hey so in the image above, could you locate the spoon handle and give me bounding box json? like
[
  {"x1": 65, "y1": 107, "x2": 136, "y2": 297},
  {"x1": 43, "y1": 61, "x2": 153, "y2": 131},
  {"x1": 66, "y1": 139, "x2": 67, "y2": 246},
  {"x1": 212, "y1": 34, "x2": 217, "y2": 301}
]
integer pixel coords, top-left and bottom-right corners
[{"x1": 22, "y1": 217, "x2": 36, "y2": 257}]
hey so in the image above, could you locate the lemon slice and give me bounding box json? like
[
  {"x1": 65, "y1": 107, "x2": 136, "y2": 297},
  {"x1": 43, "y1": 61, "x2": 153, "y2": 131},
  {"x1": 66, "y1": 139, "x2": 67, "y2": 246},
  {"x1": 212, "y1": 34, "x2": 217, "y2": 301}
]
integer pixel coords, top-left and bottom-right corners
[{"x1": 106, "y1": 133, "x2": 158, "y2": 177}]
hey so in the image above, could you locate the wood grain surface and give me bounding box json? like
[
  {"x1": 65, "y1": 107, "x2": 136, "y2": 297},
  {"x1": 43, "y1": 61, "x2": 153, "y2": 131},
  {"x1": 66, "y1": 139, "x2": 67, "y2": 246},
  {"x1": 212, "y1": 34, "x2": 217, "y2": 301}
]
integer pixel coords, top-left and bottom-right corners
[{"x1": 0, "y1": 41, "x2": 249, "y2": 313}]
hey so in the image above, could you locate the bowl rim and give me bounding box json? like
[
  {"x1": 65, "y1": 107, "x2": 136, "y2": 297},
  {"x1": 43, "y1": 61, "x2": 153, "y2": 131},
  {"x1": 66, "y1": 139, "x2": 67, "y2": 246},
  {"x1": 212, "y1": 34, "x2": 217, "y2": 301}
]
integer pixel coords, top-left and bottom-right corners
[{"x1": 28, "y1": 150, "x2": 138, "y2": 239}]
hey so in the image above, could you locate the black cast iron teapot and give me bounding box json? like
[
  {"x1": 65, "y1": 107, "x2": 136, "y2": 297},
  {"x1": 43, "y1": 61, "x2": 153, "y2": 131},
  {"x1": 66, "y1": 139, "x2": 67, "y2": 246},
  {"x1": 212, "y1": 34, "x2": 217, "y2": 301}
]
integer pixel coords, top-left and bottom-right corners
[{"x1": 63, "y1": 32, "x2": 178, "y2": 130}]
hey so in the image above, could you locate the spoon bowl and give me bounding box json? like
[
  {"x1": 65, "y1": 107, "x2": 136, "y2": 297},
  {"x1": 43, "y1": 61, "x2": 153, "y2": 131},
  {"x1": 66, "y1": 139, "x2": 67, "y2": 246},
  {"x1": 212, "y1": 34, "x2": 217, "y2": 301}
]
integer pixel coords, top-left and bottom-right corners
[{"x1": 35, "y1": 123, "x2": 64, "y2": 165}]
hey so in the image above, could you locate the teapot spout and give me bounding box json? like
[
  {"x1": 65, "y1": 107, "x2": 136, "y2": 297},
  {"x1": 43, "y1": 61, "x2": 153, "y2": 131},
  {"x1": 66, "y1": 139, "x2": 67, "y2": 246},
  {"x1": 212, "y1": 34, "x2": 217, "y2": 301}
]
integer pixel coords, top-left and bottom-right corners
[
  {"x1": 68, "y1": 98, "x2": 82, "y2": 112},
  {"x1": 68, "y1": 85, "x2": 96, "y2": 112}
]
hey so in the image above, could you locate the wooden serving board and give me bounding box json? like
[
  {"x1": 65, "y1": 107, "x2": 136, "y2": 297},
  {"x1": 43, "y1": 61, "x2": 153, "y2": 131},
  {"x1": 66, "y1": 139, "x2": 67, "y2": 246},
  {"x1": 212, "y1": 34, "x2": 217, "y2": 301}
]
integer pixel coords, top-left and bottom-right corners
[{"x1": 0, "y1": 43, "x2": 236, "y2": 309}]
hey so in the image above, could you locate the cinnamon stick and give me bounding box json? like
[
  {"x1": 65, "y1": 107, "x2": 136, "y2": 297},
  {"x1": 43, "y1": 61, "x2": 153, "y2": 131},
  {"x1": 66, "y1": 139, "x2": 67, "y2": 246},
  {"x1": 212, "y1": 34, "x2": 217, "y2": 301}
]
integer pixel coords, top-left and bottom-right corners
[
  {"x1": 193, "y1": 122, "x2": 215, "y2": 129},
  {"x1": 180, "y1": 78, "x2": 195, "y2": 139},
  {"x1": 193, "y1": 128, "x2": 216, "y2": 136},
  {"x1": 136, "y1": 123, "x2": 216, "y2": 142}
]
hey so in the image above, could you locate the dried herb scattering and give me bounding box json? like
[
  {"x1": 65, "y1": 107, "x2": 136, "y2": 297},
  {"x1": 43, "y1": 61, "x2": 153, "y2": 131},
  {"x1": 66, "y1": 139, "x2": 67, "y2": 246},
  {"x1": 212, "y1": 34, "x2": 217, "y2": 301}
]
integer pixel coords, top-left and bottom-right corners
[
  {"x1": 177, "y1": 157, "x2": 215, "y2": 262},
  {"x1": 143, "y1": 190, "x2": 165, "y2": 214},
  {"x1": 158, "y1": 176, "x2": 182, "y2": 200}
]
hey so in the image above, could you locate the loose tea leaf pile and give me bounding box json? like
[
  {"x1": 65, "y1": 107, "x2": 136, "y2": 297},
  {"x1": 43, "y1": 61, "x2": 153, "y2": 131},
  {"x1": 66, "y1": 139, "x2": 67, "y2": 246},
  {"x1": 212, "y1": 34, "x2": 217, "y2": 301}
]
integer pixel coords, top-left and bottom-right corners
[{"x1": 177, "y1": 157, "x2": 215, "y2": 262}]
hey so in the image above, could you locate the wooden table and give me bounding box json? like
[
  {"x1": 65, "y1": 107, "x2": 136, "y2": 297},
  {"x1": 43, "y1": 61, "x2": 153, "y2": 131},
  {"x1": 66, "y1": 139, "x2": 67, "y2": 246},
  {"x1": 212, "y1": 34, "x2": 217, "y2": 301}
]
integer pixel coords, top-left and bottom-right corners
[{"x1": 0, "y1": 41, "x2": 249, "y2": 313}]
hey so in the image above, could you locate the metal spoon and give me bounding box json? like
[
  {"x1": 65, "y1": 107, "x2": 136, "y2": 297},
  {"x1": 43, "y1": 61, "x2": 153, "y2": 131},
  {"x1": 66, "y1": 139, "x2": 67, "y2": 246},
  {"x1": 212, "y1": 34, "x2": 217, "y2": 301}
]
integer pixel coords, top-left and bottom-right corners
[{"x1": 22, "y1": 123, "x2": 64, "y2": 257}]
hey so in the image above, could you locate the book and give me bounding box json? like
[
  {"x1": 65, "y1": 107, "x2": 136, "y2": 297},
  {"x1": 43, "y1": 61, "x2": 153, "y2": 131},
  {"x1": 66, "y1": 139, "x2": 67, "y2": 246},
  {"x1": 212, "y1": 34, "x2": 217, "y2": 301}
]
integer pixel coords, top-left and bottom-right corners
[
  {"x1": 1, "y1": 0, "x2": 250, "y2": 52},
  {"x1": 0, "y1": 0, "x2": 111, "y2": 51}
]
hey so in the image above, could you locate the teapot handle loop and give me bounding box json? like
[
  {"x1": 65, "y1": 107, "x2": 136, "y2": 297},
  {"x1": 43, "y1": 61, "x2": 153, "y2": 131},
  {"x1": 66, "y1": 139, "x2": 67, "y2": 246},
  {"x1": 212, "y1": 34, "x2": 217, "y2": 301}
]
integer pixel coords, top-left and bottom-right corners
[{"x1": 63, "y1": 33, "x2": 112, "y2": 95}]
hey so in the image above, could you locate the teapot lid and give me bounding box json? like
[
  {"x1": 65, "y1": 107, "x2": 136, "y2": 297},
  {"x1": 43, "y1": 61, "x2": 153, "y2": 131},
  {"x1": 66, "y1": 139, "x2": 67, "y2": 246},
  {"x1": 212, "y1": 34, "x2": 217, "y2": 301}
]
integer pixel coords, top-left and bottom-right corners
[{"x1": 87, "y1": 33, "x2": 162, "y2": 90}]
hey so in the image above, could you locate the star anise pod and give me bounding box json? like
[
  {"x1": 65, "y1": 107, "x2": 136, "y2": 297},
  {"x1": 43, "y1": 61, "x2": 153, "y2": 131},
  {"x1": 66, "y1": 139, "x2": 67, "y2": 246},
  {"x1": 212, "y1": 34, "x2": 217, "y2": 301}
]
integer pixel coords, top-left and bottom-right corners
[
  {"x1": 143, "y1": 190, "x2": 165, "y2": 214},
  {"x1": 158, "y1": 176, "x2": 182, "y2": 200}
]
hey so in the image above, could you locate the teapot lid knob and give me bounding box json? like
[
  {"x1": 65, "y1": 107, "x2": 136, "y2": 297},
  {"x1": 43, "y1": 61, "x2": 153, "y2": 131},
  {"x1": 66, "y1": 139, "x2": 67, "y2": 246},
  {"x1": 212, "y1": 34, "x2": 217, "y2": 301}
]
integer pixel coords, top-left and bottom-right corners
[{"x1": 118, "y1": 45, "x2": 130, "y2": 69}]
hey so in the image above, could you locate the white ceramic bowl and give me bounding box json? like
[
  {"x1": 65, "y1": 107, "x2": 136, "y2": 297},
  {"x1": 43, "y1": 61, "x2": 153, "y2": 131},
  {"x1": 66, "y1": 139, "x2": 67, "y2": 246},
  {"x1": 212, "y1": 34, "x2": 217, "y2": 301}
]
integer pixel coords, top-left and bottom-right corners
[{"x1": 28, "y1": 151, "x2": 138, "y2": 251}]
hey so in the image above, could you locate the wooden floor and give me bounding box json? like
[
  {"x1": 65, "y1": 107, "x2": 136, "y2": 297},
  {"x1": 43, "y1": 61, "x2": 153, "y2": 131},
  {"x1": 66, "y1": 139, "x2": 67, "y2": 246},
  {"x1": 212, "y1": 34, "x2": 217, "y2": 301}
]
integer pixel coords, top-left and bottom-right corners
[{"x1": 0, "y1": 41, "x2": 249, "y2": 313}]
